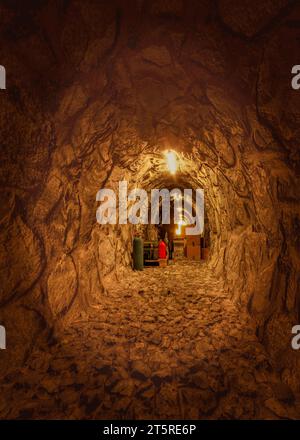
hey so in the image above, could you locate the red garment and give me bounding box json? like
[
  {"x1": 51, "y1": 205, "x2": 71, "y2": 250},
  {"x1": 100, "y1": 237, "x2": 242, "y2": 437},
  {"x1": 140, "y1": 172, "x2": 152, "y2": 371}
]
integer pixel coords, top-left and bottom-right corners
[{"x1": 158, "y1": 240, "x2": 167, "y2": 259}]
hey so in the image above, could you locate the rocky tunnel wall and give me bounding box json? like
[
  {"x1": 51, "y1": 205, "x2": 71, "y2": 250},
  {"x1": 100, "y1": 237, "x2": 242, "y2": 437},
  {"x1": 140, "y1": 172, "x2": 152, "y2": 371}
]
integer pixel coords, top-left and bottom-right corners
[{"x1": 0, "y1": 0, "x2": 300, "y2": 390}]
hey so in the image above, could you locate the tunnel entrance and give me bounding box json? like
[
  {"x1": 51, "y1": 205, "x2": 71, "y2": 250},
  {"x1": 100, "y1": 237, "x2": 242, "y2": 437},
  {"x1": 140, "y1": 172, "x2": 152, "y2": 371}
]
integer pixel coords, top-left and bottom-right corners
[{"x1": 131, "y1": 185, "x2": 210, "y2": 269}]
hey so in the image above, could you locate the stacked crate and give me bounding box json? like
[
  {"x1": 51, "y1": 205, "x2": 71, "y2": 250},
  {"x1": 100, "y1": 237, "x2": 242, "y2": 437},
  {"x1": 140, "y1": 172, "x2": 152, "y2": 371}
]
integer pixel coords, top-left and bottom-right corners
[{"x1": 186, "y1": 236, "x2": 201, "y2": 261}]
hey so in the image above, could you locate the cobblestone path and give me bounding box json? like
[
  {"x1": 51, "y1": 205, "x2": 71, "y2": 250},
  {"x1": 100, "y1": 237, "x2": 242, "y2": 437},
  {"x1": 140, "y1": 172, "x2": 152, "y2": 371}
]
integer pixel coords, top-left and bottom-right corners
[{"x1": 1, "y1": 261, "x2": 299, "y2": 419}]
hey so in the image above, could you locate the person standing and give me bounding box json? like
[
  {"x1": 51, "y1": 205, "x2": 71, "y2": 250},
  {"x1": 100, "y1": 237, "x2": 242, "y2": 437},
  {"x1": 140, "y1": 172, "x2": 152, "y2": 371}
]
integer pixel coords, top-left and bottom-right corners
[{"x1": 158, "y1": 238, "x2": 167, "y2": 259}]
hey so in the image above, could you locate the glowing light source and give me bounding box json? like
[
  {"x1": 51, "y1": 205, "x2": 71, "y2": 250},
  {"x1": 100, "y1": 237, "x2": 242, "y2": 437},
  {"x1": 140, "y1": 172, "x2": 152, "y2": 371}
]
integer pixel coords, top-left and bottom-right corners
[
  {"x1": 175, "y1": 223, "x2": 182, "y2": 235},
  {"x1": 164, "y1": 150, "x2": 178, "y2": 175},
  {"x1": 175, "y1": 218, "x2": 187, "y2": 235}
]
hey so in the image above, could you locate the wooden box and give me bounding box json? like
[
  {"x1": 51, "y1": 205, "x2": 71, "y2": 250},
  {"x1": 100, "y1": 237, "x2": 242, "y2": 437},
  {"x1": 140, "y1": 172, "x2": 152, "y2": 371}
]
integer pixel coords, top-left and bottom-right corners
[
  {"x1": 186, "y1": 245, "x2": 201, "y2": 260},
  {"x1": 186, "y1": 236, "x2": 201, "y2": 247}
]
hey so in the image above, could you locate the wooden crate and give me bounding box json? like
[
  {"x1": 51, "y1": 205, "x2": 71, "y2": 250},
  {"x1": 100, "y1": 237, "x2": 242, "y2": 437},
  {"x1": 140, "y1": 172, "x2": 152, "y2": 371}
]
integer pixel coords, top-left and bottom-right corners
[
  {"x1": 186, "y1": 236, "x2": 201, "y2": 247},
  {"x1": 186, "y1": 235, "x2": 201, "y2": 260},
  {"x1": 186, "y1": 245, "x2": 201, "y2": 260}
]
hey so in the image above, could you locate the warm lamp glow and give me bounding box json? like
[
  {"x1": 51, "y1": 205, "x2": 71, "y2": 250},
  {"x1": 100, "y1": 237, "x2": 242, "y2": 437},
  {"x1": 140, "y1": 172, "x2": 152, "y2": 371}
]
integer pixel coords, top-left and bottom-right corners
[
  {"x1": 164, "y1": 150, "x2": 178, "y2": 174},
  {"x1": 175, "y1": 218, "x2": 187, "y2": 235},
  {"x1": 175, "y1": 224, "x2": 182, "y2": 235}
]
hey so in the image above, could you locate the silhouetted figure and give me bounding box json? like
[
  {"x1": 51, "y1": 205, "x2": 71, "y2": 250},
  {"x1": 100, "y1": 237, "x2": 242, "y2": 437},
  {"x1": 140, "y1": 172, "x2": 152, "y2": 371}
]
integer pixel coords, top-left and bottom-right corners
[{"x1": 168, "y1": 239, "x2": 174, "y2": 260}]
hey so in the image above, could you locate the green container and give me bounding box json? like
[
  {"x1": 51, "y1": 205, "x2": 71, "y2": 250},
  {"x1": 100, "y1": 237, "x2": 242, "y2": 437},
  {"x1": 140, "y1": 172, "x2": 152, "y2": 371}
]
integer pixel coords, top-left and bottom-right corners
[{"x1": 133, "y1": 237, "x2": 144, "y2": 270}]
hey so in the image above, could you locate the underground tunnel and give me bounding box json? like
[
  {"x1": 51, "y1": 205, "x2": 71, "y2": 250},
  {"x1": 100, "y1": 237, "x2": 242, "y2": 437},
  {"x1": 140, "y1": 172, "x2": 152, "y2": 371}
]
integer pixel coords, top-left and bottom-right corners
[{"x1": 0, "y1": 0, "x2": 300, "y2": 421}]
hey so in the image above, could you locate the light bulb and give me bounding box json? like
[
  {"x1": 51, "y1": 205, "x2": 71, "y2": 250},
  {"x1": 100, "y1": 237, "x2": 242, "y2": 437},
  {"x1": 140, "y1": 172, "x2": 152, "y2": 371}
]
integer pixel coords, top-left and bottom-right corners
[{"x1": 164, "y1": 150, "x2": 178, "y2": 174}]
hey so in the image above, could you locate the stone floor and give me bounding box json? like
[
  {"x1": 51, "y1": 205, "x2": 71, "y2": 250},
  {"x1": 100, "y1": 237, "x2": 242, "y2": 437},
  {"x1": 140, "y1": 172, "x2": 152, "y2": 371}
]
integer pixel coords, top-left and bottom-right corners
[{"x1": 1, "y1": 260, "x2": 299, "y2": 419}]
